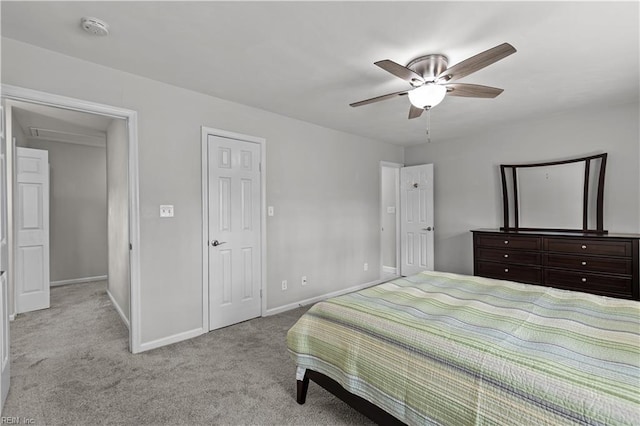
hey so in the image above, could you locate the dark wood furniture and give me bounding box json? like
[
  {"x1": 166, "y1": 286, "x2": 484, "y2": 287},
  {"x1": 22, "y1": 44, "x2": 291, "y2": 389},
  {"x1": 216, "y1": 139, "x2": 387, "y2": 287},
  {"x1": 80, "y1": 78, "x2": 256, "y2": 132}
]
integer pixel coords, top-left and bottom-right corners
[{"x1": 472, "y1": 229, "x2": 639, "y2": 300}]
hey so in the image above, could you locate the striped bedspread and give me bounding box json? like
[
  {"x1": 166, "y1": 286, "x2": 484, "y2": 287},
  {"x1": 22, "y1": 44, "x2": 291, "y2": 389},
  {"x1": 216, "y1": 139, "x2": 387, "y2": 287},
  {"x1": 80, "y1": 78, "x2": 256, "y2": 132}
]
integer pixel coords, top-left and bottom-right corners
[{"x1": 287, "y1": 270, "x2": 640, "y2": 425}]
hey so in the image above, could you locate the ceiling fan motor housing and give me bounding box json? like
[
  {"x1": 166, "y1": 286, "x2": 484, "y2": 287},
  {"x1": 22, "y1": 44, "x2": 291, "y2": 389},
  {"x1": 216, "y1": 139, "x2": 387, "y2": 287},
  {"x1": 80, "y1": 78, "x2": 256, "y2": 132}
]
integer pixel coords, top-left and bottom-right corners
[{"x1": 407, "y1": 54, "x2": 449, "y2": 81}]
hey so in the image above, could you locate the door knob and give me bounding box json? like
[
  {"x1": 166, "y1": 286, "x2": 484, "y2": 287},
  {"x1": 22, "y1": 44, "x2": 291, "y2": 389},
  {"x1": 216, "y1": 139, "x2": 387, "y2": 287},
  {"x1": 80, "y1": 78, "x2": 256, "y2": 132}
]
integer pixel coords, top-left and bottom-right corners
[
  {"x1": 211, "y1": 240, "x2": 227, "y2": 247},
  {"x1": 422, "y1": 227, "x2": 433, "y2": 231}
]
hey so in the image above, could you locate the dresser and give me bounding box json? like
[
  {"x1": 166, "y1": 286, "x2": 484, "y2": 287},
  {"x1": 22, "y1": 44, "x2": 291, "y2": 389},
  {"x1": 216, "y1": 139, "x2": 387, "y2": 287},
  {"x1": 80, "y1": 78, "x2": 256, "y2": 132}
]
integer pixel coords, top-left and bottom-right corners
[{"x1": 472, "y1": 229, "x2": 639, "y2": 300}]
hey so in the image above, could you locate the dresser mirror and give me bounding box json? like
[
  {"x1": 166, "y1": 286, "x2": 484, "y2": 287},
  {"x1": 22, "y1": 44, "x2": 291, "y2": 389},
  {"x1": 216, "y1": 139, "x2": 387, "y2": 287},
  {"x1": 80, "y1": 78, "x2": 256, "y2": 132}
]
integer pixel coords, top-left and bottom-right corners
[{"x1": 500, "y1": 153, "x2": 607, "y2": 233}]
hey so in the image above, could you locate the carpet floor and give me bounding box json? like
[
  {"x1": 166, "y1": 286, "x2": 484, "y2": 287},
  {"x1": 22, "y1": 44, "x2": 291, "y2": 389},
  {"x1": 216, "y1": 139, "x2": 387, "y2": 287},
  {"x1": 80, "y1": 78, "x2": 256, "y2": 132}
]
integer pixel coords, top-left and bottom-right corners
[{"x1": 2, "y1": 281, "x2": 372, "y2": 425}]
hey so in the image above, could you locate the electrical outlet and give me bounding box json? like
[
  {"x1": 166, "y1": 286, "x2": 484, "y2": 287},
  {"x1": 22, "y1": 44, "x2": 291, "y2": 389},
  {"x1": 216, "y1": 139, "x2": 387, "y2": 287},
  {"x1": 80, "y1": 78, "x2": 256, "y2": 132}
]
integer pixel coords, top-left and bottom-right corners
[
  {"x1": 281, "y1": 280, "x2": 288, "y2": 291},
  {"x1": 159, "y1": 205, "x2": 174, "y2": 218},
  {"x1": 301, "y1": 276, "x2": 307, "y2": 286},
  {"x1": 364, "y1": 263, "x2": 368, "y2": 271}
]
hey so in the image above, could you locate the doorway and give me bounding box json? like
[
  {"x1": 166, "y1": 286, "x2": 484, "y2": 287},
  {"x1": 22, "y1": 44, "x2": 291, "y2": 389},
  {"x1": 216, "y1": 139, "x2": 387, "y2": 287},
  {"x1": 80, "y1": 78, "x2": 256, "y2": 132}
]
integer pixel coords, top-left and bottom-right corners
[
  {"x1": 380, "y1": 162, "x2": 435, "y2": 278},
  {"x1": 201, "y1": 127, "x2": 266, "y2": 331},
  {"x1": 1, "y1": 84, "x2": 141, "y2": 353},
  {"x1": 380, "y1": 162, "x2": 401, "y2": 280}
]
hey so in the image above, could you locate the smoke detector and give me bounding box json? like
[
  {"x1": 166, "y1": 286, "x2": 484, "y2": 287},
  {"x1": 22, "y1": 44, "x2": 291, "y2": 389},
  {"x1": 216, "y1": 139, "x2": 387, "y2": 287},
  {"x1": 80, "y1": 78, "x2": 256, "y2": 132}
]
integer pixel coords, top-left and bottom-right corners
[{"x1": 81, "y1": 17, "x2": 109, "y2": 36}]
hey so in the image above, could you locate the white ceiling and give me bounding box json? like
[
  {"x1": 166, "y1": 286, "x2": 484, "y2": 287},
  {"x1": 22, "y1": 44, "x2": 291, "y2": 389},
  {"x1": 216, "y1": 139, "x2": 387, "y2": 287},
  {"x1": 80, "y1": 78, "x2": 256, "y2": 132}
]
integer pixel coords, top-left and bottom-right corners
[{"x1": 2, "y1": 1, "x2": 638, "y2": 147}]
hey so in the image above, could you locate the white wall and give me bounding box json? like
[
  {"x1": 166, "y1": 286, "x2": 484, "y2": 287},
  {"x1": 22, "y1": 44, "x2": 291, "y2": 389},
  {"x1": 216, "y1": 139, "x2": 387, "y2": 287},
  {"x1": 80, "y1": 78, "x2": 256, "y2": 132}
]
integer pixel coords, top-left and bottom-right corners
[
  {"x1": 17, "y1": 139, "x2": 108, "y2": 283},
  {"x1": 106, "y1": 118, "x2": 130, "y2": 325},
  {"x1": 404, "y1": 101, "x2": 640, "y2": 274},
  {"x1": 1, "y1": 38, "x2": 403, "y2": 345}
]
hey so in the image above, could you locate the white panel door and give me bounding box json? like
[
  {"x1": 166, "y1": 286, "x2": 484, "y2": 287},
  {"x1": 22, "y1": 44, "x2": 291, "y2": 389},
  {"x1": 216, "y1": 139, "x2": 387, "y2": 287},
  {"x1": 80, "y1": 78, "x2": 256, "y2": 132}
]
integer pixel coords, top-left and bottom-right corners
[
  {"x1": 16, "y1": 147, "x2": 50, "y2": 313},
  {"x1": 208, "y1": 135, "x2": 261, "y2": 330},
  {"x1": 400, "y1": 164, "x2": 434, "y2": 276},
  {"x1": 0, "y1": 103, "x2": 10, "y2": 410}
]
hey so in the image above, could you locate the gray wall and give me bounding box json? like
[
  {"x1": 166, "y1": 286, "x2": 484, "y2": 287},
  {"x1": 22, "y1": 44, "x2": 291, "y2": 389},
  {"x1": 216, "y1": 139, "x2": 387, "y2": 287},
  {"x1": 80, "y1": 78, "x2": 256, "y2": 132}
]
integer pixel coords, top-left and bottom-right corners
[
  {"x1": 1, "y1": 38, "x2": 404, "y2": 344},
  {"x1": 17, "y1": 139, "x2": 108, "y2": 283},
  {"x1": 404, "y1": 101, "x2": 640, "y2": 274},
  {"x1": 106, "y1": 118, "x2": 130, "y2": 324}
]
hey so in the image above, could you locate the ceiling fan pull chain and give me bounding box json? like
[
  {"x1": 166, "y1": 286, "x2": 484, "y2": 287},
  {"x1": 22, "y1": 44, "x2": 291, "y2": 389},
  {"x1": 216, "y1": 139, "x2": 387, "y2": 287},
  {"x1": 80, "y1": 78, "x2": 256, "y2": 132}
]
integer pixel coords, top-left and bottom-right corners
[{"x1": 426, "y1": 106, "x2": 431, "y2": 143}]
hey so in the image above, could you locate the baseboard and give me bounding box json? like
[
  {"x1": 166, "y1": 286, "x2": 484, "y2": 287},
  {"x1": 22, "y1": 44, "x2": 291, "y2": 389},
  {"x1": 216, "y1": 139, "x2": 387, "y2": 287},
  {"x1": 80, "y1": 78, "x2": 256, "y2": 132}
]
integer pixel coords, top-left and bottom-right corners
[
  {"x1": 106, "y1": 289, "x2": 130, "y2": 330},
  {"x1": 51, "y1": 275, "x2": 108, "y2": 287},
  {"x1": 264, "y1": 278, "x2": 385, "y2": 317},
  {"x1": 137, "y1": 278, "x2": 384, "y2": 351},
  {"x1": 382, "y1": 266, "x2": 397, "y2": 274},
  {"x1": 138, "y1": 327, "x2": 205, "y2": 353}
]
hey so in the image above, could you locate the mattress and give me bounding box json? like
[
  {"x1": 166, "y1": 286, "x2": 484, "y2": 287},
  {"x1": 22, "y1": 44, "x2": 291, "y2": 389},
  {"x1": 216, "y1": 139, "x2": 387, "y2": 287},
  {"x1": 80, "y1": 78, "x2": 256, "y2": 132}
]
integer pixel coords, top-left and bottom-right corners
[{"x1": 287, "y1": 270, "x2": 640, "y2": 425}]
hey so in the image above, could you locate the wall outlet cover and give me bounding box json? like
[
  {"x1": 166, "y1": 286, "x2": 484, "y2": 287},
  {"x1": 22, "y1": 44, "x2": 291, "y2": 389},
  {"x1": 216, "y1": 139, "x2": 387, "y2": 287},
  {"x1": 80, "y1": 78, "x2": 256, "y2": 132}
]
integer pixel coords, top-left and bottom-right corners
[{"x1": 160, "y1": 205, "x2": 174, "y2": 217}]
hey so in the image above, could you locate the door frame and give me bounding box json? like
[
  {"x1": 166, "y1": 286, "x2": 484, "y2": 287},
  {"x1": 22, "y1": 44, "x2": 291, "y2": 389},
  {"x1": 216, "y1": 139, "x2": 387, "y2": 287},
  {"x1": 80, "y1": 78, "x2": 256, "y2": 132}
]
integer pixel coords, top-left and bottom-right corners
[
  {"x1": 379, "y1": 161, "x2": 402, "y2": 279},
  {"x1": 1, "y1": 84, "x2": 142, "y2": 353},
  {"x1": 200, "y1": 126, "x2": 267, "y2": 331}
]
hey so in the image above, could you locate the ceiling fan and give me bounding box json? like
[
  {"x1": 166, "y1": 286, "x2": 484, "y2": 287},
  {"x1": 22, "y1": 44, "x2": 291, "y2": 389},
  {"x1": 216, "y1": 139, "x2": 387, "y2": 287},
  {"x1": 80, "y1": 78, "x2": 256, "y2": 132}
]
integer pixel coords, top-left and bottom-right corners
[{"x1": 350, "y1": 43, "x2": 517, "y2": 119}]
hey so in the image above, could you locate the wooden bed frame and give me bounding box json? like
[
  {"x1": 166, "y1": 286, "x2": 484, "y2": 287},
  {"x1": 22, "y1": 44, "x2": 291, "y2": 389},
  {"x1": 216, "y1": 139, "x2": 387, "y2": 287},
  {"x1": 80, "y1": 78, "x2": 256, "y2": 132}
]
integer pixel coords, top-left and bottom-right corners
[{"x1": 296, "y1": 368, "x2": 406, "y2": 425}]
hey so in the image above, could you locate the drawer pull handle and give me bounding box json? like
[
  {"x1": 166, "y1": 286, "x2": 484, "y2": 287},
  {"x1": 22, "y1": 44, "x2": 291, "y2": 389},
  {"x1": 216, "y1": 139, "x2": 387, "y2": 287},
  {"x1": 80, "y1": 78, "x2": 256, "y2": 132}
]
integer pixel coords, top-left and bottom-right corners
[
  {"x1": 504, "y1": 240, "x2": 509, "y2": 244},
  {"x1": 581, "y1": 261, "x2": 587, "y2": 266},
  {"x1": 504, "y1": 268, "x2": 509, "y2": 273},
  {"x1": 581, "y1": 245, "x2": 587, "y2": 249},
  {"x1": 581, "y1": 278, "x2": 587, "y2": 283},
  {"x1": 504, "y1": 254, "x2": 509, "y2": 258}
]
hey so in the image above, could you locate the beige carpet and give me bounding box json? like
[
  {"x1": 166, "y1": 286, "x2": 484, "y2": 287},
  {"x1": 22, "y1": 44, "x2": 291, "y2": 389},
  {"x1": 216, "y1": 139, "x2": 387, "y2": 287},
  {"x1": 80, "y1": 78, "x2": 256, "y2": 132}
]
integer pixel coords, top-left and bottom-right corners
[{"x1": 2, "y1": 281, "x2": 372, "y2": 425}]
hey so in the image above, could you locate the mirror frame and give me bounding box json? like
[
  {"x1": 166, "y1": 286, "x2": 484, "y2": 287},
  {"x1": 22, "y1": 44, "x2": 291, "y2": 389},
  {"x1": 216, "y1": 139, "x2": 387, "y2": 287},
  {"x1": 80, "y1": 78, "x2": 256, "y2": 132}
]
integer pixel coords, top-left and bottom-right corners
[{"x1": 500, "y1": 153, "x2": 607, "y2": 234}]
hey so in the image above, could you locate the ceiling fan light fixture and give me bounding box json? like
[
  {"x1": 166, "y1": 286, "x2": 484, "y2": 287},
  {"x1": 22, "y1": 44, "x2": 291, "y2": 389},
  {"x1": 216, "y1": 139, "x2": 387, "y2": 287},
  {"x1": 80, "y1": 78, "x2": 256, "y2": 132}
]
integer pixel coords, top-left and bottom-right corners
[{"x1": 408, "y1": 84, "x2": 447, "y2": 109}]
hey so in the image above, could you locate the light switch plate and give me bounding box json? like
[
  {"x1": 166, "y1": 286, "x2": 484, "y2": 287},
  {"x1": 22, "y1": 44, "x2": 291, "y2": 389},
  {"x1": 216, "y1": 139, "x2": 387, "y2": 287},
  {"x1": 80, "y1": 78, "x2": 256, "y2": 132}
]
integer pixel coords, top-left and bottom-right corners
[
  {"x1": 268, "y1": 206, "x2": 274, "y2": 216},
  {"x1": 387, "y1": 206, "x2": 396, "y2": 214},
  {"x1": 160, "y1": 205, "x2": 174, "y2": 218}
]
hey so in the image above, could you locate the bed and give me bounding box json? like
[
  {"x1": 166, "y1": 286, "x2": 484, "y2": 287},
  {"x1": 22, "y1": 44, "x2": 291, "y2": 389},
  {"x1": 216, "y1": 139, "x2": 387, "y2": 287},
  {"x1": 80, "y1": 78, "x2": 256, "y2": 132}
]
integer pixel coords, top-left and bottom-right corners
[{"x1": 286, "y1": 270, "x2": 640, "y2": 425}]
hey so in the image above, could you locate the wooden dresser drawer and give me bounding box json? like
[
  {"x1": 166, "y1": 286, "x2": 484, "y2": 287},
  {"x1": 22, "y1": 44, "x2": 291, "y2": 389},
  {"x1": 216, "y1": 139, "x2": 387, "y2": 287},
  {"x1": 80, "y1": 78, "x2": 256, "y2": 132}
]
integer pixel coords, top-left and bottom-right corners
[
  {"x1": 476, "y1": 234, "x2": 541, "y2": 250},
  {"x1": 477, "y1": 248, "x2": 541, "y2": 265},
  {"x1": 472, "y1": 229, "x2": 639, "y2": 300},
  {"x1": 544, "y1": 254, "x2": 632, "y2": 275},
  {"x1": 544, "y1": 270, "x2": 633, "y2": 298},
  {"x1": 476, "y1": 261, "x2": 542, "y2": 285},
  {"x1": 545, "y1": 238, "x2": 632, "y2": 257}
]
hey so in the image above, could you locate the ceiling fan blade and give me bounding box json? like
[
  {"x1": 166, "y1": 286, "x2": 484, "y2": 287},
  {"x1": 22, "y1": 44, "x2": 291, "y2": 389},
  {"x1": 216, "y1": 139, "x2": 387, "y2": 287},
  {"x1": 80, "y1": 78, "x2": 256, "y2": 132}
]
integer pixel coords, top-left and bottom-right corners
[
  {"x1": 445, "y1": 83, "x2": 504, "y2": 98},
  {"x1": 437, "y1": 43, "x2": 516, "y2": 83},
  {"x1": 374, "y1": 60, "x2": 424, "y2": 85},
  {"x1": 408, "y1": 105, "x2": 424, "y2": 119},
  {"x1": 350, "y1": 90, "x2": 408, "y2": 107}
]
